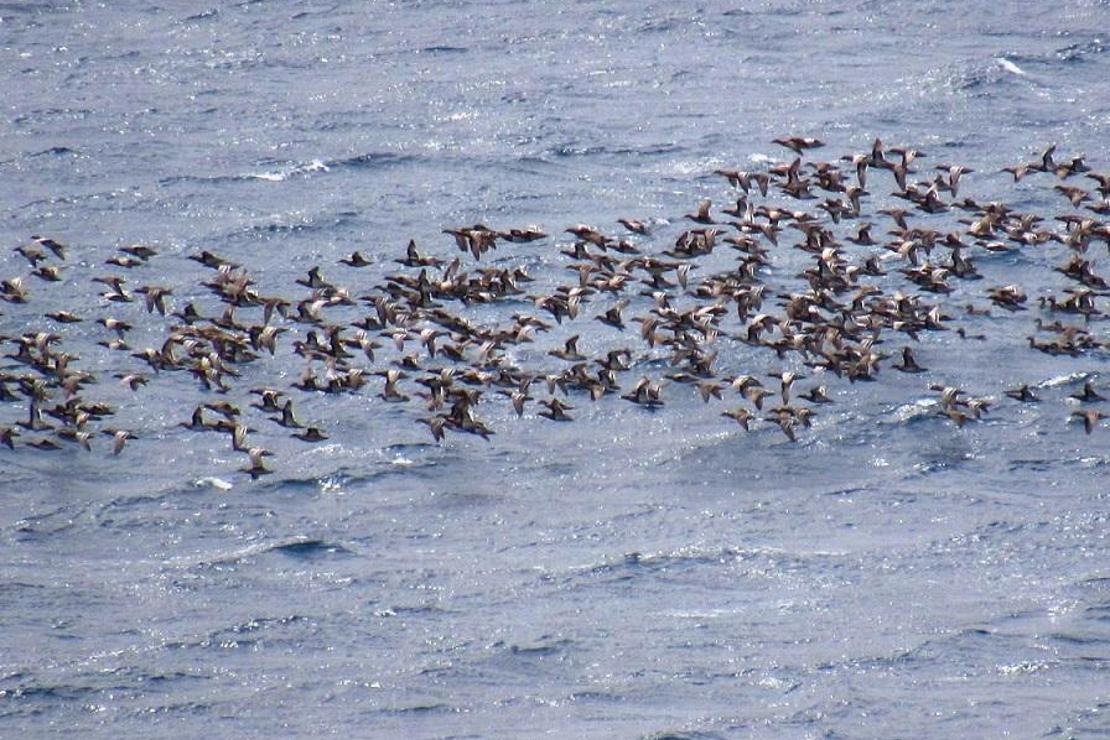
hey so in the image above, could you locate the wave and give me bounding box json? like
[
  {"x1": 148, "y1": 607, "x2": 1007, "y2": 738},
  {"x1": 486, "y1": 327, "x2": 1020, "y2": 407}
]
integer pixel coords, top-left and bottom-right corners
[
  {"x1": 418, "y1": 45, "x2": 467, "y2": 54},
  {"x1": 1055, "y1": 39, "x2": 1108, "y2": 64},
  {"x1": 161, "y1": 613, "x2": 316, "y2": 654},
  {"x1": 244, "y1": 159, "x2": 329, "y2": 182},
  {"x1": 159, "y1": 158, "x2": 330, "y2": 187},
  {"x1": 1040, "y1": 371, "x2": 1093, "y2": 389},
  {"x1": 545, "y1": 142, "x2": 682, "y2": 159},
  {"x1": 550, "y1": 544, "x2": 840, "y2": 588},
  {"x1": 27, "y1": 146, "x2": 80, "y2": 158},
  {"x1": 372, "y1": 703, "x2": 455, "y2": 716},
  {"x1": 328, "y1": 151, "x2": 419, "y2": 170},
  {"x1": 166, "y1": 535, "x2": 354, "y2": 569},
  {"x1": 159, "y1": 150, "x2": 421, "y2": 189},
  {"x1": 180, "y1": 8, "x2": 219, "y2": 22}
]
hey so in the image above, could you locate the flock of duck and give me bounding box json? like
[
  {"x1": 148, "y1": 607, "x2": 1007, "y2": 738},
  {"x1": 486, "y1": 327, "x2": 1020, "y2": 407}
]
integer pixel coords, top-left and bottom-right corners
[{"x1": 1, "y1": 138, "x2": 1107, "y2": 478}]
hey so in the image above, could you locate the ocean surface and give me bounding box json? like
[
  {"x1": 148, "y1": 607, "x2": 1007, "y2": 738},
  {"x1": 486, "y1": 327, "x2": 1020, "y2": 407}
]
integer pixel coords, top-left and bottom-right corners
[{"x1": 1, "y1": 1, "x2": 1109, "y2": 737}]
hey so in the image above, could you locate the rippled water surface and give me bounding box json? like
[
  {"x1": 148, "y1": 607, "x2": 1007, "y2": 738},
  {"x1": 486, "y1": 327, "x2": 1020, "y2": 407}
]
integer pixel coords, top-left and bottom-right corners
[{"x1": 2, "y1": 1, "x2": 1109, "y2": 737}]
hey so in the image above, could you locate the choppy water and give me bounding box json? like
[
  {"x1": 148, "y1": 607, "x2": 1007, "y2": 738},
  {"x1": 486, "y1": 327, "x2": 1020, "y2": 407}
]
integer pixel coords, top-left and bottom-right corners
[{"x1": 2, "y1": 1, "x2": 1109, "y2": 737}]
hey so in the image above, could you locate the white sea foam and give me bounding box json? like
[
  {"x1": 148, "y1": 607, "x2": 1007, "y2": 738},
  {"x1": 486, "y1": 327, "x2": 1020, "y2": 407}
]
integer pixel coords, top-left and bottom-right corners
[
  {"x1": 247, "y1": 159, "x2": 329, "y2": 182},
  {"x1": 193, "y1": 476, "x2": 233, "y2": 491},
  {"x1": 996, "y1": 57, "x2": 1026, "y2": 76}
]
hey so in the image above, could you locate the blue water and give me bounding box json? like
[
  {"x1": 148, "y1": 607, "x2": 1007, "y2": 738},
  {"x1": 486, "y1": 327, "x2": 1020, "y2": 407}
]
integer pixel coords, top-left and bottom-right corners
[{"x1": 1, "y1": 1, "x2": 1109, "y2": 736}]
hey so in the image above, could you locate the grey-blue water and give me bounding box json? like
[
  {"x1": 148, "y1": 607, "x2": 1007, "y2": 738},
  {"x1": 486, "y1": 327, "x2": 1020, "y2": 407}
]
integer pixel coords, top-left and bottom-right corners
[{"x1": 2, "y1": 1, "x2": 1109, "y2": 736}]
